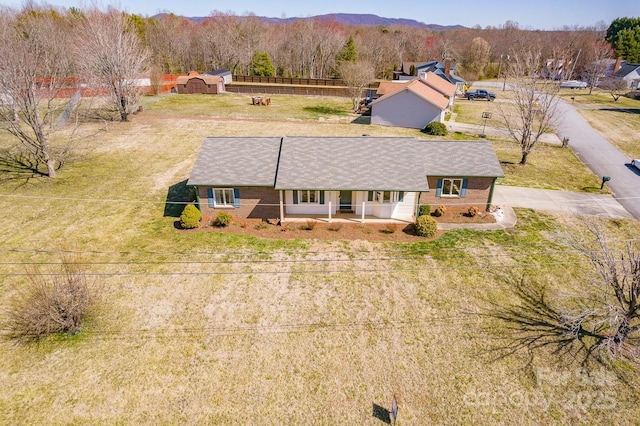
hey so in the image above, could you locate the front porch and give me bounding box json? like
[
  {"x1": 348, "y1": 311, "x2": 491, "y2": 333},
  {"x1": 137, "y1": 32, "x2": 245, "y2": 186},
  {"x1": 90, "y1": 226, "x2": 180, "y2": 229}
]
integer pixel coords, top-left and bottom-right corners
[
  {"x1": 282, "y1": 212, "x2": 414, "y2": 224},
  {"x1": 277, "y1": 190, "x2": 417, "y2": 224}
]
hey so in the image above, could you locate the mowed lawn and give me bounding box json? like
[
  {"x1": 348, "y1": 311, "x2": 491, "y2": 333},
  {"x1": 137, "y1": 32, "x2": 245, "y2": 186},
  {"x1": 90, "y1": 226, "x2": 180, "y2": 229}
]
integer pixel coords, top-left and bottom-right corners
[{"x1": 0, "y1": 93, "x2": 638, "y2": 424}]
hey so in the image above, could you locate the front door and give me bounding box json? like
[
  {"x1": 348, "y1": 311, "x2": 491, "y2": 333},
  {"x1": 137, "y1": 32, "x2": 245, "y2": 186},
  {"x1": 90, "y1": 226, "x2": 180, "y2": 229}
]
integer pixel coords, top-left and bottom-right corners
[{"x1": 339, "y1": 190, "x2": 352, "y2": 212}]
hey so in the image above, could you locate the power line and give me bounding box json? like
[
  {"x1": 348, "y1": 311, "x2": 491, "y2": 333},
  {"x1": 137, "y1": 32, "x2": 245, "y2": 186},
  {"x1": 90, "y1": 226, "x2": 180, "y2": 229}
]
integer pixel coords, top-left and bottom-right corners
[
  {"x1": 2, "y1": 237, "x2": 637, "y2": 257},
  {"x1": 0, "y1": 261, "x2": 592, "y2": 277},
  {"x1": 0, "y1": 316, "x2": 479, "y2": 340},
  {"x1": 2, "y1": 192, "x2": 639, "y2": 206},
  {"x1": 0, "y1": 247, "x2": 590, "y2": 266}
]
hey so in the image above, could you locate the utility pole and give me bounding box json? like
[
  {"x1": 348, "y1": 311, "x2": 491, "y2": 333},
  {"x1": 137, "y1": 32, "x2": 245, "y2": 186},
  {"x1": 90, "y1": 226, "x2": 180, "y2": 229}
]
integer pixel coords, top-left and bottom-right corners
[{"x1": 502, "y1": 54, "x2": 510, "y2": 91}]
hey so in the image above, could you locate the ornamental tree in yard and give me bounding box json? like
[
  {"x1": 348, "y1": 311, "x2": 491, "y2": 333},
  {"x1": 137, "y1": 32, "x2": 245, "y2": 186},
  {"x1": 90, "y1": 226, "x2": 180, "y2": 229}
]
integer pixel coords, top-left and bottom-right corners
[
  {"x1": 76, "y1": 7, "x2": 149, "y2": 122},
  {"x1": 0, "y1": 6, "x2": 77, "y2": 178},
  {"x1": 496, "y1": 48, "x2": 559, "y2": 166}
]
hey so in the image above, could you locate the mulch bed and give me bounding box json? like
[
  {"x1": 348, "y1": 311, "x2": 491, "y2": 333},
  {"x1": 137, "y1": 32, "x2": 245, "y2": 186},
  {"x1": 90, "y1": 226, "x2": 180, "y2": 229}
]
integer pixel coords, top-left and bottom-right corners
[{"x1": 177, "y1": 207, "x2": 495, "y2": 242}]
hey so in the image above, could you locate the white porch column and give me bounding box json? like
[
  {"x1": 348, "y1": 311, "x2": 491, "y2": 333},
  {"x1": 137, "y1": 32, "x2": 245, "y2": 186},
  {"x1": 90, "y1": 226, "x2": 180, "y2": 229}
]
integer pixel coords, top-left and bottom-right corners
[
  {"x1": 279, "y1": 190, "x2": 284, "y2": 224},
  {"x1": 361, "y1": 201, "x2": 365, "y2": 223},
  {"x1": 328, "y1": 201, "x2": 332, "y2": 223}
]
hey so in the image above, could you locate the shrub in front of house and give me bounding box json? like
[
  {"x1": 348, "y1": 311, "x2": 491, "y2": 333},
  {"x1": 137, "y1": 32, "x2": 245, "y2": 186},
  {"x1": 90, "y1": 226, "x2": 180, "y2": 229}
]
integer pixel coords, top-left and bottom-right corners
[
  {"x1": 418, "y1": 204, "x2": 431, "y2": 216},
  {"x1": 415, "y1": 215, "x2": 438, "y2": 237},
  {"x1": 468, "y1": 206, "x2": 479, "y2": 217},
  {"x1": 180, "y1": 204, "x2": 201, "y2": 229},
  {"x1": 213, "y1": 211, "x2": 233, "y2": 227},
  {"x1": 301, "y1": 220, "x2": 317, "y2": 231},
  {"x1": 383, "y1": 223, "x2": 397, "y2": 234},
  {"x1": 254, "y1": 221, "x2": 270, "y2": 230},
  {"x1": 434, "y1": 205, "x2": 447, "y2": 217},
  {"x1": 327, "y1": 223, "x2": 343, "y2": 232},
  {"x1": 421, "y1": 122, "x2": 447, "y2": 136}
]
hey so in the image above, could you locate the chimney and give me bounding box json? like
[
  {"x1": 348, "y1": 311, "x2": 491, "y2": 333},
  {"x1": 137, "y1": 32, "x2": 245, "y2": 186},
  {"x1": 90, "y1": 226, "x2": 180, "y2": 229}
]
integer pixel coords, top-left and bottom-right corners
[
  {"x1": 613, "y1": 57, "x2": 623, "y2": 74},
  {"x1": 444, "y1": 58, "x2": 451, "y2": 76}
]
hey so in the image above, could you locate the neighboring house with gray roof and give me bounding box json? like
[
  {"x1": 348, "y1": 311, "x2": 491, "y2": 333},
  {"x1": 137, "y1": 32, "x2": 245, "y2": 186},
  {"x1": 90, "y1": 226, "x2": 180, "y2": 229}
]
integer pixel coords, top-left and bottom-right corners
[
  {"x1": 204, "y1": 69, "x2": 233, "y2": 85},
  {"x1": 614, "y1": 62, "x2": 640, "y2": 89},
  {"x1": 396, "y1": 59, "x2": 466, "y2": 93},
  {"x1": 187, "y1": 136, "x2": 504, "y2": 223}
]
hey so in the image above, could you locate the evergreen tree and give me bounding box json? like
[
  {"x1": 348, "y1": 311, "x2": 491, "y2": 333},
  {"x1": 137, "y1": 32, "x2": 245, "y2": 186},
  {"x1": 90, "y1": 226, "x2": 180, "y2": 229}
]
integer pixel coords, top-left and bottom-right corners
[
  {"x1": 606, "y1": 17, "x2": 640, "y2": 60},
  {"x1": 616, "y1": 27, "x2": 640, "y2": 63},
  {"x1": 335, "y1": 36, "x2": 357, "y2": 64},
  {"x1": 250, "y1": 52, "x2": 275, "y2": 77}
]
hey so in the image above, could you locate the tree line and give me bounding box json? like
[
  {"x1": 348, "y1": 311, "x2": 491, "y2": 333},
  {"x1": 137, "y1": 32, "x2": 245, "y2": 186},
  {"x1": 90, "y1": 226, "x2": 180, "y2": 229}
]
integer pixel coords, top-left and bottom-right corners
[{"x1": 0, "y1": 3, "x2": 638, "y2": 178}]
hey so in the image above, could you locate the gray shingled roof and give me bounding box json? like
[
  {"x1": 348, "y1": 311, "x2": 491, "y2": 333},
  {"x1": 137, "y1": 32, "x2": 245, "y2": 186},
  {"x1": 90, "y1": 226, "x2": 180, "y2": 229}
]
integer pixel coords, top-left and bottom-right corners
[
  {"x1": 614, "y1": 63, "x2": 640, "y2": 78},
  {"x1": 275, "y1": 137, "x2": 430, "y2": 191},
  {"x1": 422, "y1": 140, "x2": 505, "y2": 177},
  {"x1": 187, "y1": 137, "x2": 503, "y2": 190},
  {"x1": 186, "y1": 137, "x2": 281, "y2": 186}
]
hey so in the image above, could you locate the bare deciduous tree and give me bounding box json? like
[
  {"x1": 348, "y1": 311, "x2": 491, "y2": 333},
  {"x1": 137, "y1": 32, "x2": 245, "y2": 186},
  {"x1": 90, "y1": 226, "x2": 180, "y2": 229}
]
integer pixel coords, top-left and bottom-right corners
[
  {"x1": 582, "y1": 41, "x2": 614, "y2": 94},
  {"x1": 563, "y1": 222, "x2": 640, "y2": 357},
  {"x1": 146, "y1": 13, "x2": 193, "y2": 73},
  {"x1": 497, "y1": 48, "x2": 559, "y2": 165},
  {"x1": 314, "y1": 21, "x2": 346, "y2": 78},
  {"x1": 461, "y1": 36, "x2": 492, "y2": 80},
  {"x1": 76, "y1": 8, "x2": 149, "y2": 122},
  {"x1": 601, "y1": 77, "x2": 628, "y2": 102},
  {"x1": 487, "y1": 221, "x2": 640, "y2": 366},
  {"x1": 337, "y1": 60, "x2": 375, "y2": 110},
  {"x1": 0, "y1": 7, "x2": 76, "y2": 178}
]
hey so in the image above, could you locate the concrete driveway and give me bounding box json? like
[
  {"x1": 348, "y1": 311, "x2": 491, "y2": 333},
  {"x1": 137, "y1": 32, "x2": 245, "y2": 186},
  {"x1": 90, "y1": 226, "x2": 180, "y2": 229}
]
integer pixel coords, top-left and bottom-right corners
[{"x1": 493, "y1": 186, "x2": 634, "y2": 219}]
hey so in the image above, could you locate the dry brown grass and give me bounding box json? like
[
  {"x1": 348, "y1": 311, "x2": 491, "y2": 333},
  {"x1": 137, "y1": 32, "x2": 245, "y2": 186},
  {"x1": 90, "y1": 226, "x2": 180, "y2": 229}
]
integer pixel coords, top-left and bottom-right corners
[
  {"x1": 3, "y1": 229, "x2": 639, "y2": 424},
  {"x1": 578, "y1": 109, "x2": 640, "y2": 160}
]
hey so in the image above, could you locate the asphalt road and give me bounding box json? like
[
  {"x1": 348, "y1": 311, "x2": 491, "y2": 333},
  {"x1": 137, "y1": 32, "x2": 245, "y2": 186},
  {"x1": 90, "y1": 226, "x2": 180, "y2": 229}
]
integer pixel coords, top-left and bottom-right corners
[{"x1": 554, "y1": 99, "x2": 640, "y2": 219}]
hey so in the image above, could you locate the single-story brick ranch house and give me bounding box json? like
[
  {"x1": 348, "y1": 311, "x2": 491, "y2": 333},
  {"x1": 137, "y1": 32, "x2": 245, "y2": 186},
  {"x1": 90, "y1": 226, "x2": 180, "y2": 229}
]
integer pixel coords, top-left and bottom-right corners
[{"x1": 187, "y1": 136, "x2": 504, "y2": 223}]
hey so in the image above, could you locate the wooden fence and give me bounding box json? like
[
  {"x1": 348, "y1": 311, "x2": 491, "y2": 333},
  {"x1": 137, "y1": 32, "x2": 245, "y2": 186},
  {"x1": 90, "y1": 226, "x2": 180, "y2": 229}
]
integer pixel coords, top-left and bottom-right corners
[
  {"x1": 225, "y1": 85, "x2": 352, "y2": 97},
  {"x1": 227, "y1": 75, "x2": 379, "y2": 97},
  {"x1": 232, "y1": 75, "x2": 348, "y2": 86}
]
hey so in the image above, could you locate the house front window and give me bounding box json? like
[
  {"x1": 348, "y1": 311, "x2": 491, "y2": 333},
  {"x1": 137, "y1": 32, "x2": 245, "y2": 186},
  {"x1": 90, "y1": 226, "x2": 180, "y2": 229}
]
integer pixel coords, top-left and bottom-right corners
[
  {"x1": 299, "y1": 190, "x2": 319, "y2": 204},
  {"x1": 214, "y1": 188, "x2": 235, "y2": 206},
  {"x1": 376, "y1": 191, "x2": 395, "y2": 203},
  {"x1": 441, "y1": 179, "x2": 463, "y2": 196},
  {"x1": 437, "y1": 178, "x2": 468, "y2": 198}
]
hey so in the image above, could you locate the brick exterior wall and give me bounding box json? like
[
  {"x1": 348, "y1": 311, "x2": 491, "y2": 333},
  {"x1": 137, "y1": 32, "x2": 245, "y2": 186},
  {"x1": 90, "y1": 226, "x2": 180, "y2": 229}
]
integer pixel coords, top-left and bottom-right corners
[
  {"x1": 197, "y1": 186, "x2": 281, "y2": 221},
  {"x1": 419, "y1": 177, "x2": 496, "y2": 210}
]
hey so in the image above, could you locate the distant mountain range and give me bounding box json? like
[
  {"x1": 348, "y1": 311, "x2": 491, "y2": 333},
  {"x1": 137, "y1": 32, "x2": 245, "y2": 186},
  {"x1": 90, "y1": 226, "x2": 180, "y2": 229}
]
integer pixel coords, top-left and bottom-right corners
[{"x1": 173, "y1": 13, "x2": 464, "y2": 31}]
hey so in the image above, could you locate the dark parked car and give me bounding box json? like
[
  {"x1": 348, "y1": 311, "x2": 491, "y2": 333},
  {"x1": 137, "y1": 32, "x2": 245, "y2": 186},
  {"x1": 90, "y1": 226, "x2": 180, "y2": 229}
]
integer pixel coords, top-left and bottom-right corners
[{"x1": 465, "y1": 89, "x2": 496, "y2": 101}]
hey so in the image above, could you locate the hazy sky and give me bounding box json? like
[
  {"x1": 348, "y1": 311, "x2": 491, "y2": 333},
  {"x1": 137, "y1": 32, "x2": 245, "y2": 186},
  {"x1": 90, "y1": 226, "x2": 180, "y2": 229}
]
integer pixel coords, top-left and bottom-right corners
[{"x1": 4, "y1": 0, "x2": 638, "y2": 29}]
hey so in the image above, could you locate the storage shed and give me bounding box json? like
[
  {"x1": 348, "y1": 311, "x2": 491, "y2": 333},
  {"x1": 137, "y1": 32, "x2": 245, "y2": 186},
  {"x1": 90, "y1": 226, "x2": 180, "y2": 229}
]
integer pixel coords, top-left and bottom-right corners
[{"x1": 176, "y1": 72, "x2": 225, "y2": 94}]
